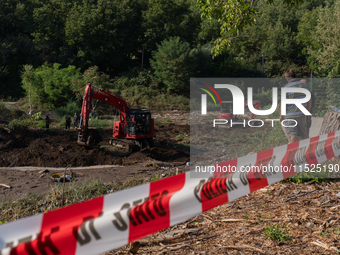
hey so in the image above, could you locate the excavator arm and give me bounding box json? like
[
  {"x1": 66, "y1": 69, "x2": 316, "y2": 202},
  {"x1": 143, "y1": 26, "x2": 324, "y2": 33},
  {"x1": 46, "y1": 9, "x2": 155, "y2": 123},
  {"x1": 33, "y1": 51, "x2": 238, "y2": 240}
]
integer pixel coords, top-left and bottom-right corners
[{"x1": 78, "y1": 83, "x2": 130, "y2": 146}]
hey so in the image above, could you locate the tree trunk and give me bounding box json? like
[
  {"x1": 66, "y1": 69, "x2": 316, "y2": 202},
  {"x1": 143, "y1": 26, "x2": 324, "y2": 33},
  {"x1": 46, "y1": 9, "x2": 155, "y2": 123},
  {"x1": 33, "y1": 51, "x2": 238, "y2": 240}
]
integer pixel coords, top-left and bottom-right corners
[{"x1": 318, "y1": 110, "x2": 340, "y2": 135}]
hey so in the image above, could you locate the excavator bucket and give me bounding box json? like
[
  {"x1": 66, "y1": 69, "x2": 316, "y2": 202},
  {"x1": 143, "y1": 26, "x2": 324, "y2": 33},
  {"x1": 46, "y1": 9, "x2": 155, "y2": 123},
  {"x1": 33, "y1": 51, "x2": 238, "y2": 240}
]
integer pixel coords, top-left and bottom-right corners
[{"x1": 77, "y1": 128, "x2": 102, "y2": 147}]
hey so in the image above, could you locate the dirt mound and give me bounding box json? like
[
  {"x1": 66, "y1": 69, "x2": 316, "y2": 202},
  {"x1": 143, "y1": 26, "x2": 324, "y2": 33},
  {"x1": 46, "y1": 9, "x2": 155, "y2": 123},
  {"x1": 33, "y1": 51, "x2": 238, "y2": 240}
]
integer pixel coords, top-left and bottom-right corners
[
  {"x1": 0, "y1": 126, "x2": 41, "y2": 151},
  {"x1": 0, "y1": 126, "x2": 189, "y2": 167},
  {"x1": 154, "y1": 123, "x2": 189, "y2": 144}
]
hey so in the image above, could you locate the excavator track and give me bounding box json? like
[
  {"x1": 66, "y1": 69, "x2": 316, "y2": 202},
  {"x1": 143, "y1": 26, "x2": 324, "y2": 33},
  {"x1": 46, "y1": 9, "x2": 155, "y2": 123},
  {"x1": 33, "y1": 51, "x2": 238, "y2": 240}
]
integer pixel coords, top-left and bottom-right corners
[{"x1": 109, "y1": 138, "x2": 154, "y2": 152}]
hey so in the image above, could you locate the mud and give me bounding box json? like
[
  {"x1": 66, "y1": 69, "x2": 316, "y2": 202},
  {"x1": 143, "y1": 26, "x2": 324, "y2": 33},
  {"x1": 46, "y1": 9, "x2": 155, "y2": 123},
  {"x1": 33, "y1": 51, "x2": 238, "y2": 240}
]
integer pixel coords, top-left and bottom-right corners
[
  {"x1": 0, "y1": 123, "x2": 190, "y2": 168},
  {"x1": 0, "y1": 123, "x2": 190, "y2": 199}
]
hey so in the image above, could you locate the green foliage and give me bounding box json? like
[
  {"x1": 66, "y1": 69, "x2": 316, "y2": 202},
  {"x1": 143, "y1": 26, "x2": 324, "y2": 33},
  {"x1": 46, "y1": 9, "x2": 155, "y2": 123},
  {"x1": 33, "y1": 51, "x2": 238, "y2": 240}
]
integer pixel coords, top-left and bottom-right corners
[
  {"x1": 197, "y1": 0, "x2": 304, "y2": 57},
  {"x1": 309, "y1": 2, "x2": 340, "y2": 77},
  {"x1": 21, "y1": 63, "x2": 82, "y2": 109},
  {"x1": 150, "y1": 37, "x2": 192, "y2": 95},
  {"x1": 142, "y1": 0, "x2": 200, "y2": 50},
  {"x1": 4, "y1": 0, "x2": 340, "y2": 100},
  {"x1": 54, "y1": 101, "x2": 81, "y2": 118},
  {"x1": 190, "y1": 44, "x2": 215, "y2": 77},
  {"x1": 264, "y1": 225, "x2": 291, "y2": 242},
  {"x1": 296, "y1": 7, "x2": 321, "y2": 67},
  {"x1": 112, "y1": 67, "x2": 158, "y2": 93},
  {"x1": 36, "y1": 120, "x2": 46, "y2": 129},
  {"x1": 0, "y1": 0, "x2": 36, "y2": 99},
  {"x1": 320, "y1": 232, "x2": 330, "y2": 238},
  {"x1": 76, "y1": 66, "x2": 113, "y2": 91},
  {"x1": 215, "y1": 58, "x2": 264, "y2": 77},
  {"x1": 118, "y1": 86, "x2": 190, "y2": 111},
  {"x1": 283, "y1": 170, "x2": 328, "y2": 183},
  {"x1": 64, "y1": 0, "x2": 144, "y2": 73},
  {"x1": 176, "y1": 133, "x2": 187, "y2": 141},
  {"x1": 151, "y1": 174, "x2": 160, "y2": 182},
  {"x1": 88, "y1": 117, "x2": 112, "y2": 129},
  {"x1": 8, "y1": 111, "x2": 42, "y2": 128}
]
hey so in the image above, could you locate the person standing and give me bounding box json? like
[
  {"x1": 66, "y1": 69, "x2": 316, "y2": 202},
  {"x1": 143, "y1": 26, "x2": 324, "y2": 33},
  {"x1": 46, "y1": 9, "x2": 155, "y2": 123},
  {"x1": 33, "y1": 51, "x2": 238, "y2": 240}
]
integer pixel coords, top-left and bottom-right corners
[
  {"x1": 45, "y1": 113, "x2": 50, "y2": 131},
  {"x1": 280, "y1": 69, "x2": 312, "y2": 143},
  {"x1": 73, "y1": 112, "x2": 80, "y2": 129},
  {"x1": 65, "y1": 114, "x2": 71, "y2": 130}
]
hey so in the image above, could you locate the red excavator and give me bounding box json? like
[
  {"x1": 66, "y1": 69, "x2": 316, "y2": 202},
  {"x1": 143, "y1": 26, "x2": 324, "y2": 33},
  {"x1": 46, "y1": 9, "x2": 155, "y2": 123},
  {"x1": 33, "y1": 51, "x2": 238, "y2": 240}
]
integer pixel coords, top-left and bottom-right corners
[{"x1": 77, "y1": 83, "x2": 154, "y2": 151}]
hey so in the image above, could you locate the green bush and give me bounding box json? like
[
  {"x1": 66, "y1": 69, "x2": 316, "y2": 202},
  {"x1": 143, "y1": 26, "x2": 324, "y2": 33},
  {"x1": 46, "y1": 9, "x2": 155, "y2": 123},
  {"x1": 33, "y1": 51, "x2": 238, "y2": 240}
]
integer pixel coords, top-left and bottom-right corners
[
  {"x1": 71, "y1": 66, "x2": 114, "y2": 101},
  {"x1": 36, "y1": 120, "x2": 46, "y2": 129},
  {"x1": 54, "y1": 101, "x2": 81, "y2": 117},
  {"x1": 21, "y1": 64, "x2": 82, "y2": 109},
  {"x1": 112, "y1": 67, "x2": 158, "y2": 92},
  {"x1": 8, "y1": 111, "x2": 42, "y2": 128},
  {"x1": 88, "y1": 117, "x2": 112, "y2": 129},
  {"x1": 150, "y1": 37, "x2": 192, "y2": 95},
  {"x1": 215, "y1": 58, "x2": 264, "y2": 78}
]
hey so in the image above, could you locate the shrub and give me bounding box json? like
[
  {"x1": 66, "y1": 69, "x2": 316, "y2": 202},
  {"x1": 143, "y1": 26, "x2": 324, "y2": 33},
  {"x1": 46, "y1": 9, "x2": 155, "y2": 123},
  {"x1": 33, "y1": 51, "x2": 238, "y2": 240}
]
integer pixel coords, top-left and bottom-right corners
[
  {"x1": 71, "y1": 66, "x2": 114, "y2": 101},
  {"x1": 263, "y1": 225, "x2": 290, "y2": 242},
  {"x1": 150, "y1": 37, "x2": 192, "y2": 95},
  {"x1": 21, "y1": 63, "x2": 82, "y2": 109},
  {"x1": 54, "y1": 101, "x2": 82, "y2": 117}
]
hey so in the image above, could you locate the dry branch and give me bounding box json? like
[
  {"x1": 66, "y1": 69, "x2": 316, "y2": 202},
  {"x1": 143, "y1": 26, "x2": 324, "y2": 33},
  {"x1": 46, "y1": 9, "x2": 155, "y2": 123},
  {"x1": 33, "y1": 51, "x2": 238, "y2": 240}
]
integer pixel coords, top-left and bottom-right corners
[
  {"x1": 0, "y1": 183, "x2": 12, "y2": 189},
  {"x1": 311, "y1": 240, "x2": 338, "y2": 251},
  {"x1": 330, "y1": 204, "x2": 340, "y2": 210},
  {"x1": 138, "y1": 233, "x2": 216, "y2": 246},
  {"x1": 220, "y1": 245, "x2": 265, "y2": 254},
  {"x1": 284, "y1": 190, "x2": 317, "y2": 202},
  {"x1": 221, "y1": 218, "x2": 292, "y2": 223}
]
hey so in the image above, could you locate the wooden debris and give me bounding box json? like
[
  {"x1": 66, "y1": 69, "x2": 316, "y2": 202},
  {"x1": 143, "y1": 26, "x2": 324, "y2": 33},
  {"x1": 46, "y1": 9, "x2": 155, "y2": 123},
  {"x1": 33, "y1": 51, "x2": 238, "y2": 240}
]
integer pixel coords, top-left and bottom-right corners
[
  {"x1": 220, "y1": 245, "x2": 265, "y2": 254},
  {"x1": 284, "y1": 190, "x2": 317, "y2": 202},
  {"x1": 137, "y1": 229, "x2": 213, "y2": 246},
  {"x1": 330, "y1": 204, "x2": 340, "y2": 210},
  {"x1": 311, "y1": 240, "x2": 338, "y2": 251},
  {"x1": 221, "y1": 218, "x2": 292, "y2": 223},
  {"x1": 0, "y1": 183, "x2": 11, "y2": 189},
  {"x1": 111, "y1": 181, "x2": 340, "y2": 255}
]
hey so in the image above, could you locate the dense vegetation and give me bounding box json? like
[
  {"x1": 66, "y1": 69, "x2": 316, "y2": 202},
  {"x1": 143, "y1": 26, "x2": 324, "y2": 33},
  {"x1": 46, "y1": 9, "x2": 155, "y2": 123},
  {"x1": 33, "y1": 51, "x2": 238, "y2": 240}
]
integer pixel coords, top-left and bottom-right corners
[{"x1": 0, "y1": 0, "x2": 339, "y2": 111}]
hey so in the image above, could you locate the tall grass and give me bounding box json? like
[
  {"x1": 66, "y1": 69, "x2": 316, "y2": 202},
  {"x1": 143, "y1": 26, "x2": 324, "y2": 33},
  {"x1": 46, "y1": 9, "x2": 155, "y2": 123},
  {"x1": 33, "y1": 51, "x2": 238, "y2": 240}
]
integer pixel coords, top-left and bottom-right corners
[{"x1": 0, "y1": 177, "x2": 148, "y2": 224}]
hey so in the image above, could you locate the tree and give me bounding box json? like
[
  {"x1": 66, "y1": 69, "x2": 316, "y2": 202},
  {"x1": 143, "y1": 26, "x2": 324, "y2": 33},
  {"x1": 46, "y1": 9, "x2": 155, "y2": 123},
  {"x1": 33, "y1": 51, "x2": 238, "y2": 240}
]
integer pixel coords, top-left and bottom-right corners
[
  {"x1": 150, "y1": 37, "x2": 192, "y2": 95},
  {"x1": 0, "y1": 0, "x2": 37, "y2": 98},
  {"x1": 196, "y1": 0, "x2": 304, "y2": 57},
  {"x1": 142, "y1": 0, "x2": 200, "y2": 50},
  {"x1": 21, "y1": 65, "x2": 35, "y2": 113},
  {"x1": 21, "y1": 63, "x2": 82, "y2": 109},
  {"x1": 309, "y1": 2, "x2": 340, "y2": 77},
  {"x1": 32, "y1": 0, "x2": 75, "y2": 66},
  {"x1": 65, "y1": 0, "x2": 145, "y2": 75}
]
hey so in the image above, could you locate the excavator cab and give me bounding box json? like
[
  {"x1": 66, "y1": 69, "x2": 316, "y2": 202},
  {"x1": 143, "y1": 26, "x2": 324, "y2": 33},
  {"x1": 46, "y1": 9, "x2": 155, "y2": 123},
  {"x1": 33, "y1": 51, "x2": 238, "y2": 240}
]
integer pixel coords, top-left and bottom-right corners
[{"x1": 125, "y1": 110, "x2": 152, "y2": 135}]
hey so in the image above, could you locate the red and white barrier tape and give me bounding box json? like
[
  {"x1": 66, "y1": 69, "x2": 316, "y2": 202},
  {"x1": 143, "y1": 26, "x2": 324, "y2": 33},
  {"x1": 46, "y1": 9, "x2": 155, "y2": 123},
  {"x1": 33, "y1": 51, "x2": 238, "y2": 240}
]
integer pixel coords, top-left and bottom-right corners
[{"x1": 1, "y1": 130, "x2": 340, "y2": 255}]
